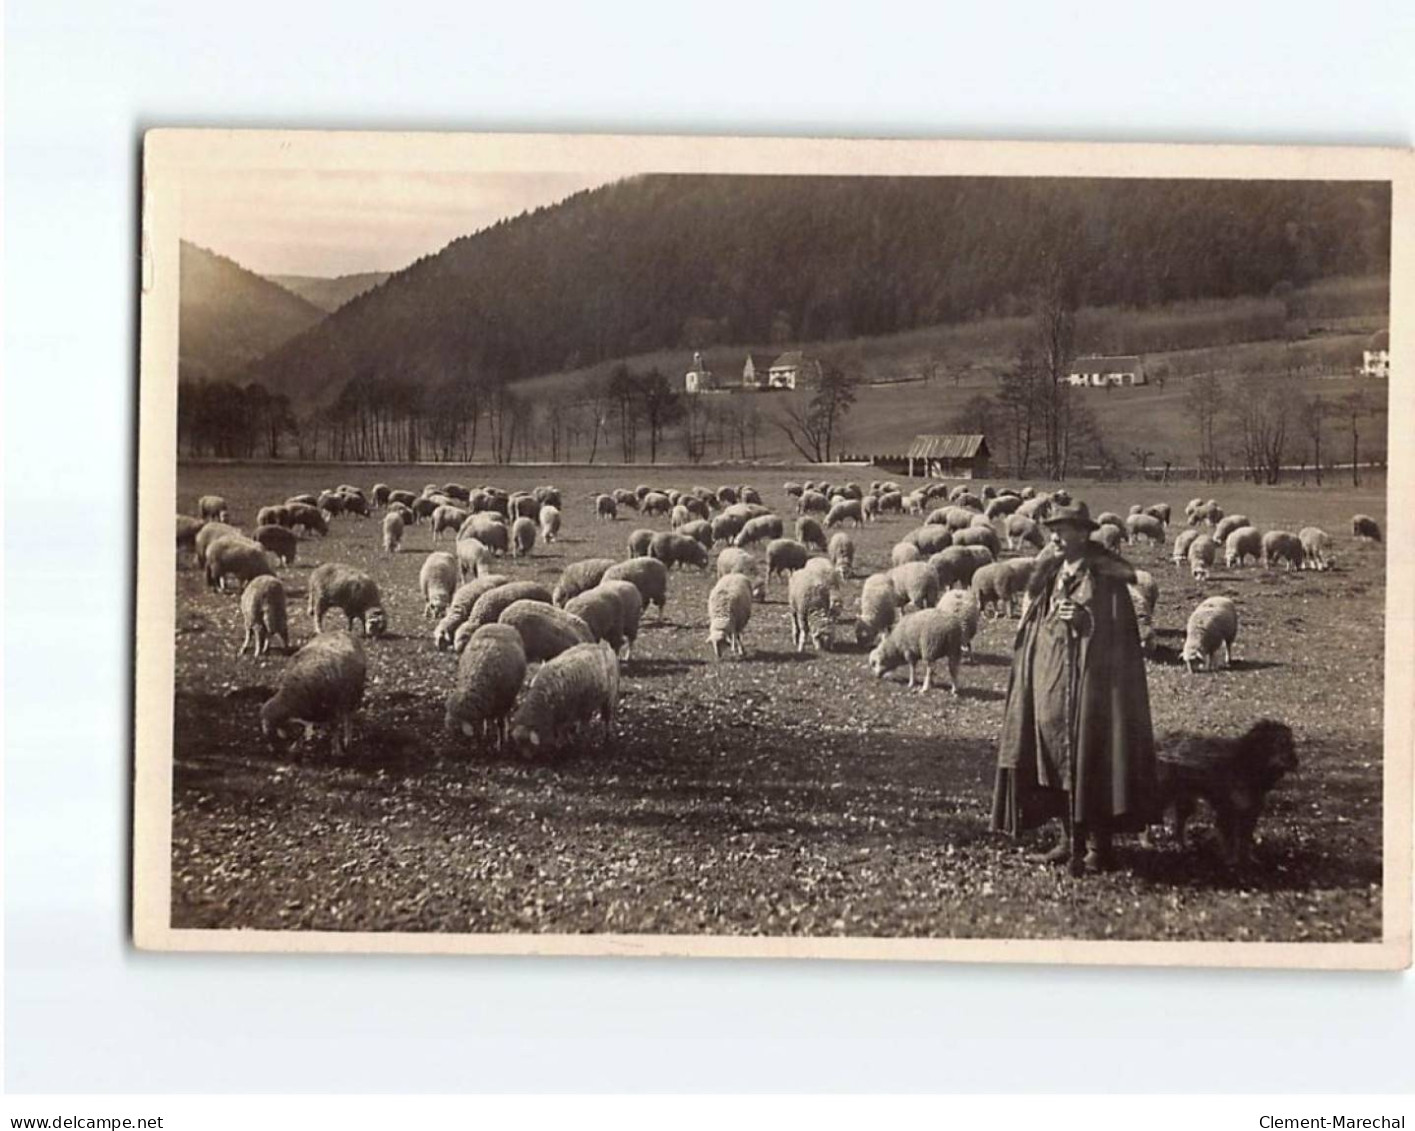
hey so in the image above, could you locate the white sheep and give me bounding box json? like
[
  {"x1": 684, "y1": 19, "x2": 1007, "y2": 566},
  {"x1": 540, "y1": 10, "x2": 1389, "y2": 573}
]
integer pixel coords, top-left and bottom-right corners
[
  {"x1": 420, "y1": 551, "x2": 460, "y2": 619},
  {"x1": 1299, "y1": 526, "x2": 1334, "y2": 571},
  {"x1": 308, "y1": 564, "x2": 387, "y2": 637},
  {"x1": 891, "y1": 541, "x2": 924, "y2": 568},
  {"x1": 260, "y1": 630, "x2": 366, "y2": 756},
  {"x1": 1127, "y1": 569, "x2": 1159, "y2": 658},
  {"x1": 735, "y1": 514, "x2": 785, "y2": 548},
  {"x1": 596, "y1": 578, "x2": 644, "y2": 659},
  {"x1": 382, "y1": 511, "x2": 404, "y2": 553},
  {"x1": 431, "y1": 504, "x2": 470, "y2": 541},
  {"x1": 716, "y1": 547, "x2": 766, "y2": 600},
  {"x1": 935, "y1": 588, "x2": 981, "y2": 662},
  {"x1": 855, "y1": 572, "x2": 899, "y2": 646},
  {"x1": 511, "y1": 640, "x2": 620, "y2": 752},
  {"x1": 511, "y1": 516, "x2": 538, "y2": 558},
  {"x1": 787, "y1": 568, "x2": 835, "y2": 652},
  {"x1": 468, "y1": 580, "x2": 554, "y2": 630},
  {"x1": 707, "y1": 573, "x2": 754, "y2": 659},
  {"x1": 456, "y1": 537, "x2": 492, "y2": 580},
  {"x1": 869, "y1": 608, "x2": 963, "y2": 694},
  {"x1": 825, "y1": 499, "x2": 863, "y2": 528},
  {"x1": 970, "y1": 558, "x2": 1034, "y2": 619},
  {"x1": 1223, "y1": 526, "x2": 1262, "y2": 569},
  {"x1": 1172, "y1": 527, "x2": 1200, "y2": 570},
  {"x1": 445, "y1": 623, "x2": 528, "y2": 748},
  {"x1": 1180, "y1": 595, "x2": 1239, "y2": 673},
  {"x1": 1213, "y1": 514, "x2": 1251, "y2": 544},
  {"x1": 499, "y1": 599, "x2": 594, "y2": 663},
  {"x1": 553, "y1": 558, "x2": 617, "y2": 607},
  {"x1": 434, "y1": 575, "x2": 511, "y2": 651},
  {"x1": 539, "y1": 504, "x2": 562, "y2": 544},
  {"x1": 828, "y1": 531, "x2": 856, "y2": 578},
  {"x1": 1261, "y1": 530, "x2": 1305, "y2": 571},
  {"x1": 197, "y1": 494, "x2": 229, "y2": 522},
  {"x1": 1187, "y1": 533, "x2": 1217, "y2": 581},
  {"x1": 564, "y1": 587, "x2": 628, "y2": 654},
  {"x1": 1125, "y1": 513, "x2": 1166, "y2": 545},
  {"x1": 1005, "y1": 514, "x2": 1044, "y2": 551},
  {"x1": 239, "y1": 575, "x2": 289, "y2": 656}
]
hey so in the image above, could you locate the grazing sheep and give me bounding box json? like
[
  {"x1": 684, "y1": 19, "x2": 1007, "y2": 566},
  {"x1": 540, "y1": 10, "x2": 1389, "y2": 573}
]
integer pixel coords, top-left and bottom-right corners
[
  {"x1": 510, "y1": 516, "x2": 538, "y2": 558},
  {"x1": 640, "y1": 491, "x2": 672, "y2": 517},
  {"x1": 340, "y1": 492, "x2": 371, "y2": 518},
  {"x1": 677, "y1": 519, "x2": 713, "y2": 549},
  {"x1": 593, "y1": 579, "x2": 644, "y2": 659},
  {"x1": 985, "y1": 495, "x2": 1023, "y2": 520},
  {"x1": 595, "y1": 494, "x2": 618, "y2": 521},
  {"x1": 735, "y1": 514, "x2": 784, "y2": 549},
  {"x1": 388, "y1": 489, "x2": 417, "y2": 509},
  {"x1": 710, "y1": 513, "x2": 746, "y2": 545},
  {"x1": 372, "y1": 484, "x2": 392, "y2": 507},
  {"x1": 787, "y1": 569, "x2": 835, "y2": 652},
  {"x1": 860, "y1": 495, "x2": 879, "y2": 522},
  {"x1": 1299, "y1": 527, "x2": 1334, "y2": 571},
  {"x1": 434, "y1": 576, "x2": 511, "y2": 651},
  {"x1": 798, "y1": 490, "x2": 829, "y2": 516},
  {"x1": 670, "y1": 503, "x2": 691, "y2": 529},
  {"x1": 1126, "y1": 513, "x2": 1166, "y2": 545},
  {"x1": 650, "y1": 531, "x2": 710, "y2": 570},
  {"x1": 1181, "y1": 596, "x2": 1240, "y2": 673},
  {"x1": 193, "y1": 521, "x2": 240, "y2": 568},
  {"x1": 506, "y1": 639, "x2": 621, "y2": 754},
  {"x1": 204, "y1": 535, "x2": 275, "y2": 593},
  {"x1": 380, "y1": 512, "x2": 404, "y2": 554},
  {"x1": 855, "y1": 573, "x2": 899, "y2": 646},
  {"x1": 828, "y1": 532, "x2": 856, "y2": 578},
  {"x1": 970, "y1": 559, "x2": 1033, "y2": 619},
  {"x1": 1006, "y1": 514, "x2": 1045, "y2": 552},
  {"x1": 796, "y1": 516, "x2": 828, "y2": 552},
  {"x1": 455, "y1": 537, "x2": 492, "y2": 580},
  {"x1": 1190, "y1": 501, "x2": 1224, "y2": 527},
  {"x1": 766, "y1": 538, "x2": 811, "y2": 586},
  {"x1": 260, "y1": 630, "x2": 367, "y2": 757},
  {"x1": 1224, "y1": 526, "x2": 1262, "y2": 569},
  {"x1": 1352, "y1": 514, "x2": 1382, "y2": 542},
  {"x1": 510, "y1": 494, "x2": 541, "y2": 522},
  {"x1": 431, "y1": 505, "x2": 470, "y2": 541},
  {"x1": 625, "y1": 528, "x2": 655, "y2": 558},
  {"x1": 1213, "y1": 514, "x2": 1250, "y2": 544},
  {"x1": 1092, "y1": 524, "x2": 1124, "y2": 553},
  {"x1": 1146, "y1": 503, "x2": 1172, "y2": 525},
  {"x1": 239, "y1": 576, "x2": 289, "y2": 656},
  {"x1": 308, "y1": 563, "x2": 386, "y2": 637},
  {"x1": 499, "y1": 599, "x2": 594, "y2": 662},
  {"x1": 552, "y1": 558, "x2": 617, "y2": 607},
  {"x1": 1261, "y1": 530, "x2": 1305, "y2": 571},
  {"x1": 908, "y1": 525, "x2": 954, "y2": 556},
  {"x1": 198, "y1": 495, "x2": 229, "y2": 522},
  {"x1": 253, "y1": 524, "x2": 298, "y2": 566},
  {"x1": 286, "y1": 503, "x2": 329, "y2": 537},
  {"x1": 889, "y1": 561, "x2": 941, "y2": 611},
  {"x1": 891, "y1": 541, "x2": 924, "y2": 568},
  {"x1": 411, "y1": 496, "x2": 440, "y2": 523},
  {"x1": 611, "y1": 488, "x2": 638, "y2": 512},
  {"x1": 1096, "y1": 511, "x2": 1127, "y2": 532},
  {"x1": 387, "y1": 501, "x2": 415, "y2": 526},
  {"x1": 929, "y1": 546, "x2": 986, "y2": 591},
  {"x1": 869, "y1": 608, "x2": 962, "y2": 694},
  {"x1": 256, "y1": 505, "x2": 291, "y2": 528},
  {"x1": 602, "y1": 557, "x2": 669, "y2": 619},
  {"x1": 460, "y1": 514, "x2": 509, "y2": 555},
  {"x1": 707, "y1": 573, "x2": 754, "y2": 658},
  {"x1": 418, "y1": 551, "x2": 459, "y2": 619},
  {"x1": 825, "y1": 499, "x2": 863, "y2": 528},
  {"x1": 935, "y1": 588, "x2": 981, "y2": 662},
  {"x1": 469, "y1": 580, "x2": 554, "y2": 630},
  {"x1": 317, "y1": 490, "x2": 346, "y2": 518},
  {"x1": 563, "y1": 587, "x2": 628, "y2": 653},
  {"x1": 715, "y1": 548, "x2": 766, "y2": 600},
  {"x1": 1172, "y1": 527, "x2": 1200, "y2": 570},
  {"x1": 176, "y1": 515, "x2": 207, "y2": 559},
  {"x1": 539, "y1": 505, "x2": 561, "y2": 543},
  {"x1": 952, "y1": 524, "x2": 1001, "y2": 557},
  {"x1": 1188, "y1": 533, "x2": 1218, "y2": 581},
  {"x1": 1129, "y1": 569, "x2": 1159, "y2": 658},
  {"x1": 444, "y1": 624, "x2": 528, "y2": 748}
]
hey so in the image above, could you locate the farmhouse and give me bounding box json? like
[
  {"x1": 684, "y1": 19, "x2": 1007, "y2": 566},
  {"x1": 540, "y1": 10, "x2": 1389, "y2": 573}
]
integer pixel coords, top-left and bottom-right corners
[
  {"x1": 1063, "y1": 355, "x2": 1148, "y2": 388},
  {"x1": 768, "y1": 351, "x2": 822, "y2": 390},
  {"x1": 1360, "y1": 330, "x2": 1390, "y2": 378}
]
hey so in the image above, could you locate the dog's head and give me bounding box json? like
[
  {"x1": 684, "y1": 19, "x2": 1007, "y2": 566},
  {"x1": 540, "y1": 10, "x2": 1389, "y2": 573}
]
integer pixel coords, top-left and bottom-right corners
[{"x1": 1245, "y1": 718, "x2": 1299, "y2": 783}]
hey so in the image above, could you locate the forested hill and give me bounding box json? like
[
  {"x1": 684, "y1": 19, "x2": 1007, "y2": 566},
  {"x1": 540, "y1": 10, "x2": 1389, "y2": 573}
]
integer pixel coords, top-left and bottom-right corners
[
  {"x1": 268, "y1": 270, "x2": 392, "y2": 313},
  {"x1": 178, "y1": 241, "x2": 326, "y2": 382},
  {"x1": 246, "y1": 175, "x2": 1391, "y2": 407}
]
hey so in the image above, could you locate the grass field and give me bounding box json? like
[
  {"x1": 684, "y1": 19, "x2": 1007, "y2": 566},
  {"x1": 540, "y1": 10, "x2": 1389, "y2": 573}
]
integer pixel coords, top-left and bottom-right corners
[{"x1": 169, "y1": 462, "x2": 1388, "y2": 942}]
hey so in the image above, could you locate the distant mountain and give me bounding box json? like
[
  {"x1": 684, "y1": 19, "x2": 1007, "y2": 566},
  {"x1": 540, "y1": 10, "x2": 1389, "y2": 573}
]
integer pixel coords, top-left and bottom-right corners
[
  {"x1": 267, "y1": 271, "x2": 392, "y2": 313},
  {"x1": 247, "y1": 175, "x2": 1391, "y2": 408},
  {"x1": 179, "y1": 241, "x2": 326, "y2": 382}
]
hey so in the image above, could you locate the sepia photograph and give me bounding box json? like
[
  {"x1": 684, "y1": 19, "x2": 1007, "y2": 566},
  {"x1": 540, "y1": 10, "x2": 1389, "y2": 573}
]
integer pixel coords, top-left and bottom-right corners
[{"x1": 134, "y1": 131, "x2": 1412, "y2": 966}]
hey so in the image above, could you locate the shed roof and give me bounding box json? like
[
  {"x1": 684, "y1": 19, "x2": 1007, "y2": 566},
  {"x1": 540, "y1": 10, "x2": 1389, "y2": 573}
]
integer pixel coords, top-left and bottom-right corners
[
  {"x1": 1069, "y1": 355, "x2": 1142, "y2": 372},
  {"x1": 906, "y1": 434, "x2": 989, "y2": 460}
]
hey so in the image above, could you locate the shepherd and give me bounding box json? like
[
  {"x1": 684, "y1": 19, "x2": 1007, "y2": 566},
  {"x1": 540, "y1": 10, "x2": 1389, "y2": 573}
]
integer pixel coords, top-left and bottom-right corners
[{"x1": 991, "y1": 500, "x2": 1156, "y2": 874}]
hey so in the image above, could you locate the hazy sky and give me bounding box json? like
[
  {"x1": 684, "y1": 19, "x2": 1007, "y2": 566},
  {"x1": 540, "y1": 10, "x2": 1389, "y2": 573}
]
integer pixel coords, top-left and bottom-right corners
[{"x1": 180, "y1": 169, "x2": 620, "y2": 278}]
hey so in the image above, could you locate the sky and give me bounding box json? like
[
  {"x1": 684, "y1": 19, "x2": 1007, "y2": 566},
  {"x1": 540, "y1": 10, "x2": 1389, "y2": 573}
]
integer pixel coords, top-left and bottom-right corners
[{"x1": 179, "y1": 169, "x2": 621, "y2": 278}]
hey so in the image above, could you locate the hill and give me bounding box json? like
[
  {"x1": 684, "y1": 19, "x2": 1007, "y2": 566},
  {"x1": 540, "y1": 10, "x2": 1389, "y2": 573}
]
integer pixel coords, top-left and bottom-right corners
[
  {"x1": 178, "y1": 241, "x2": 326, "y2": 382},
  {"x1": 267, "y1": 271, "x2": 391, "y2": 313},
  {"x1": 245, "y1": 175, "x2": 1391, "y2": 408}
]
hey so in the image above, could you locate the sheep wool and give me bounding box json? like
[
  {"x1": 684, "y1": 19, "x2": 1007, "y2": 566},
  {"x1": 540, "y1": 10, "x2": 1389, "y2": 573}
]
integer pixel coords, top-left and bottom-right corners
[
  {"x1": 239, "y1": 575, "x2": 289, "y2": 656},
  {"x1": 935, "y1": 588, "x2": 981, "y2": 661},
  {"x1": 707, "y1": 573, "x2": 754, "y2": 658},
  {"x1": 1299, "y1": 527, "x2": 1334, "y2": 571},
  {"x1": 552, "y1": 558, "x2": 617, "y2": 607},
  {"x1": 1181, "y1": 595, "x2": 1239, "y2": 673},
  {"x1": 564, "y1": 587, "x2": 628, "y2": 653},
  {"x1": 869, "y1": 608, "x2": 963, "y2": 694},
  {"x1": 511, "y1": 641, "x2": 620, "y2": 752},
  {"x1": 889, "y1": 561, "x2": 941, "y2": 611},
  {"x1": 433, "y1": 575, "x2": 511, "y2": 650},
  {"x1": 596, "y1": 579, "x2": 644, "y2": 658},
  {"x1": 511, "y1": 516, "x2": 538, "y2": 558},
  {"x1": 1224, "y1": 526, "x2": 1262, "y2": 569},
  {"x1": 602, "y1": 557, "x2": 669, "y2": 618},
  {"x1": 260, "y1": 630, "x2": 367, "y2": 757},
  {"x1": 469, "y1": 580, "x2": 554, "y2": 630},
  {"x1": 828, "y1": 532, "x2": 855, "y2": 578},
  {"x1": 856, "y1": 573, "x2": 899, "y2": 646},
  {"x1": 787, "y1": 569, "x2": 835, "y2": 653},
  {"x1": 499, "y1": 599, "x2": 594, "y2": 663},
  {"x1": 1261, "y1": 530, "x2": 1305, "y2": 571},
  {"x1": 420, "y1": 551, "x2": 460, "y2": 619},
  {"x1": 382, "y1": 511, "x2": 405, "y2": 553},
  {"x1": 204, "y1": 535, "x2": 276, "y2": 593},
  {"x1": 309, "y1": 563, "x2": 387, "y2": 637},
  {"x1": 1352, "y1": 514, "x2": 1382, "y2": 542}
]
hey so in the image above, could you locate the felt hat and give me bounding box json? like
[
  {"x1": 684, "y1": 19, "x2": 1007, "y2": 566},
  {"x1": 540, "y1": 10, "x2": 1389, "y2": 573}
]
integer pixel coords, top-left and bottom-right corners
[{"x1": 1042, "y1": 500, "x2": 1099, "y2": 531}]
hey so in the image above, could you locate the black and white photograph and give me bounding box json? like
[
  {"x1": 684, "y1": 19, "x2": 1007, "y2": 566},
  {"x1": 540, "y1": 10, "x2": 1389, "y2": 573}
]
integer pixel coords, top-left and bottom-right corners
[{"x1": 134, "y1": 131, "x2": 1412, "y2": 965}]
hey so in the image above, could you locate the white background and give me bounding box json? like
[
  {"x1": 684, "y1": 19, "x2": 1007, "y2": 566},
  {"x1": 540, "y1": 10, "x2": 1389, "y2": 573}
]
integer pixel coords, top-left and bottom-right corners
[{"x1": 6, "y1": 0, "x2": 1415, "y2": 1094}]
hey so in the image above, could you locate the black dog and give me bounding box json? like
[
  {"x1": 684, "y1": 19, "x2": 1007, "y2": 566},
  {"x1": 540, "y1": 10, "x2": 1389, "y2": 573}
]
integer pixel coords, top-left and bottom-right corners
[{"x1": 1151, "y1": 719, "x2": 1298, "y2": 866}]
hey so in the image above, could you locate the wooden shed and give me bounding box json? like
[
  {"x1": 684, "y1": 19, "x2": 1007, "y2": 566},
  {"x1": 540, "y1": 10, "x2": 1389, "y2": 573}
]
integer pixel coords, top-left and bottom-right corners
[{"x1": 906, "y1": 434, "x2": 990, "y2": 479}]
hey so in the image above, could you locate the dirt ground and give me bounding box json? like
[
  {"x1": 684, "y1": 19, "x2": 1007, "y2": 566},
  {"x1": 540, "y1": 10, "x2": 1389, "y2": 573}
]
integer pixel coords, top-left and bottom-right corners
[{"x1": 167, "y1": 463, "x2": 1387, "y2": 941}]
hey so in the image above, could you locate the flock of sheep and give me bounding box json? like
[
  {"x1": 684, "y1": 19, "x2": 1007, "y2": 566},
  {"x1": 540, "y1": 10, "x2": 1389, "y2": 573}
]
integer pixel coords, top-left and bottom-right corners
[{"x1": 176, "y1": 474, "x2": 1384, "y2": 759}]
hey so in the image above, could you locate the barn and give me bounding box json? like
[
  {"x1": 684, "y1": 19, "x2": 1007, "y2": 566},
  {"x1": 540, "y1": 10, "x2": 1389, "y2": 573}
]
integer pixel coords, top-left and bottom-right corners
[{"x1": 905, "y1": 434, "x2": 990, "y2": 479}]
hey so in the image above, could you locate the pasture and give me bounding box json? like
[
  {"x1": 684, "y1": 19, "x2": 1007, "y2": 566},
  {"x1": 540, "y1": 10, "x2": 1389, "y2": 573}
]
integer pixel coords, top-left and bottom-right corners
[{"x1": 170, "y1": 462, "x2": 1387, "y2": 942}]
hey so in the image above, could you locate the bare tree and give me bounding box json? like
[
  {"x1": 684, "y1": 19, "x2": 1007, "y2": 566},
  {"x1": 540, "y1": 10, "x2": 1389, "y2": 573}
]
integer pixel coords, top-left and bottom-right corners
[
  {"x1": 1232, "y1": 381, "x2": 1289, "y2": 485},
  {"x1": 638, "y1": 368, "x2": 681, "y2": 464},
  {"x1": 1184, "y1": 372, "x2": 1225, "y2": 483},
  {"x1": 772, "y1": 366, "x2": 860, "y2": 463},
  {"x1": 995, "y1": 347, "x2": 1044, "y2": 476},
  {"x1": 1342, "y1": 390, "x2": 1369, "y2": 486},
  {"x1": 1299, "y1": 394, "x2": 1327, "y2": 486}
]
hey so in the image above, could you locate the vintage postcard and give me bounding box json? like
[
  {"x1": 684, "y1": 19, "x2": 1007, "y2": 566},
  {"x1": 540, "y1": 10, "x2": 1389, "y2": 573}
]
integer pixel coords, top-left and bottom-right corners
[{"x1": 135, "y1": 130, "x2": 1412, "y2": 967}]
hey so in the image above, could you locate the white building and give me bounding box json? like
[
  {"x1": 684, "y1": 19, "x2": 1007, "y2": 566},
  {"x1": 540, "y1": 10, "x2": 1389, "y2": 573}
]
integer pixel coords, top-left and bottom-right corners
[
  {"x1": 1360, "y1": 330, "x2": 1390, "y2": 378},
  {"x1": 1062, "y1": 355, "x2": 1148, "y2": 388}
]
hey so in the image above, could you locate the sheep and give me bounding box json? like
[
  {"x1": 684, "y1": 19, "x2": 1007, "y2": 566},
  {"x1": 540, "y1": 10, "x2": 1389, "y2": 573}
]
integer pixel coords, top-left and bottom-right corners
[
  {"x1": 538, "y1": 505, "x2": 562, "y2": 544},
  {"x1": 970, "y1": 558, "x2": 1033, "y2": 619},
  {"x1": 509, "y1": 640, "x2": 620, "y2": 753},
  {"x1": 431, "y1": 505, "x2": 469, "y2": 541},
  {"x1": 1092, "y1": 524, "x2": 1124, "y2": 553},
  {"x1": 416, "y1": 551, "x2": 458, "y2": 620},
  {"x1": 620, "y1": 528, "x2": 652, "y2": 559},
  {"x1": 1096, "y1": 511, "x2": 1126, "y2": 532},
  {"x1": 735, "y1": 514, "x2": 784, "y2": 549},
  {"x1": 509, "y1": 516, "x2": 538, "y2": 559},
  {"x1": 204, "y1": 535, "x2": 276, "y2": 593},
  {"x1": 952, "y1": 524, "x2": 1001, "y2": 557},
  {"x1": 669, "y1": 503, "x2": 691, "y2": 530},
  {"x1": 340, "y1": 492, "x2": 371, "y2": 518},
  {"x1": 1006, "y1": 514, "x2": 1045, "y2": 552},
  {"x1": 239, "y1": 575, "x2": 289, "y2": 656},
  {"x1": 1016, "y1": 494, "x2": 1052, "y2": 521},
  {"x1": 499, "y1": 599, "x2": 594, "y2": 663},
  {"x1": 371, "y1": 483, "x2": 392, "y2": 507},
  {"x1": 1261, "y1": 530, "x2": 1305, "y2": 571},
  {"x1": 1190, "y1": 501, "x2": 1224, "y2": 527},
  {"x1": 908, "y1": 525, "x2": 953, "y2": 556},
  {"x1": 828, "y1": 532, "x2": 856, "y2": 579},
  {"x1": 715, "y1": 547, "x2": 766, "y2": 600},
  {"x1": 1187, "y1": 533, "x2": 1218, "y2": 580},
  {"x1": 460, "y1": 514, "x2": 509, "y2": 555},
  {"x1": 176, "y1": 515, "x2": 206, "y2": 559},
  {"x1": 677, "y1": 519, "x2": 713, "y2": 549},
  {"x1": 825, "y1": 499, "x2": 863, "y2": 528},
  {"x1": 1128, "y1": 569, "x2": 1159, "y2": 658},
  {"x1": 707, "y1": 573, "x2": 754, "y2": 659},
  {"x1": 860, "y1": 495, "x2": 879, "y2": 523},
  {"x1": 929, "y1": 546, "x2": 986, "y2": 591},
  {"x1": 891, "y1": 541, "x2": 924, "y2": 568},
  {"x1": 388, "y1": 489, "x2": 417, "y2": 509},
  {"x1": 308, "y1": 564, "x2": 387, "y2": 637},
  {"x1": 650, "y1": 531, "x2": 710, "y2": 571},
  {"x1": 411, "y1": 496, "x2": 441, "y2": 523},
  {"x1": 510, "y1": 495, "x2": 541, "y2": 523},
  {"x1": 256, "y1": 505, "x2": 290, "y2": 528},
  {"x1": 260, "y1": 630, "x2": 367, "y2": 757},
  {"x1": 787, "y1": 568, "x2": 835, "y2": 652},
  {"x1": 638, "y1": 491, "x2": 670, "y2": 517},
  {"x1": 1181, "y1": 596, "x2": 1240, "y2": 673},
  {"x1": 253, "y1": 524, "x2": 298, "y2": 566},
  {"x1": 552, "y1": 558, "x2": 617, "y2": 607},
  {"x1": 1299, "y1": 527, "x2": 1334, "y2": 571},
  {"x1": 935, "y1": 588, "x2": 981, "y2": 662},
  {"x1": 317, "y1": 490, "x2": 346, "y2": 518},
  {"x1": 1223, "y1": 526, "x2": 1262, "y2": 569},
  {"x1": 1211, "y1": 515, "x2": 1247, "y2": 544},
  {"x1": 796, "y1": 516, "x2": 828, "y2": 552},
  {"x1": 783, "y1": 481, "x2": 804, "y2": 498},
  {"x1": 765, "y1": 538, "x2": 811, "y2": 586},
  {"x1": 889, "y1": 561, "x2": 941, "y2": 611},
  {"x1": 710, "y1": 513, "x2": 746, "y2": 545},
  {"x1": 1172, "y1": 527, "x2": 1200, "y2": 570},
  {"x1": 562, "y1": 587, "x2": 629, "y2": 654},
  {"x1": 1126, "y1": 513, "x2": 1166, "y2": 545},
  {"x1": 611, "y1": 488, "x2": 638, "y2": 512},
  {"x1": 444, "y1": 624, "x2": 528, "y2": 748},
  {"x1": 595, "y1": 494, "x2": 618, "y2": 521},
  {"x1": 801, "y1": 556, "x2": 845, "y2": 616},
  {"x1": 434, "y1": 576, "x2": 511, "y2": 650},
  {"x1": 798, "y1": 490, "x2": 829, "y2": 517},
  {"x1": 453, "y1": 536, "x2": 492, "y2": 581},
  {"x1": 387, "y1": 501, "x2": 415, "y2": 526},
  {"x1": 1352, "y1": 514, "x2": 1382, "y2": 542},
  {"x1": 286, "y1": 503, "x2": 329, "y2": 537},
  {"x1": 193, "y1": 521, "x2": 240, "y2": 568},
  {"x1": 374, "y1": 511, "x2": 402, "y2": 554},
  {"x1": 198, "y1": 495, "x2": 229, "y2": 522},
  {"x1": 868, "y1": 608, "x2": 963, "y2": 694},
  {"x1": 596, "y1": 579, "x2": 644, "y2": 659},
  {"x1": 287, "y1": 494, "x2": 319, "y2": 508},
  {"x1": 468, "y1": 580, "x2": 554, "y2": 631},
  {"x1": 985, "y1": 495, "x2": 1023, "y2": 520},
  {"x1": 854, "y1": 573, "x2": 899, "y2": 646},
  {"x1": 602, "y1": 557, "x2": 669, "y2": 619}
]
